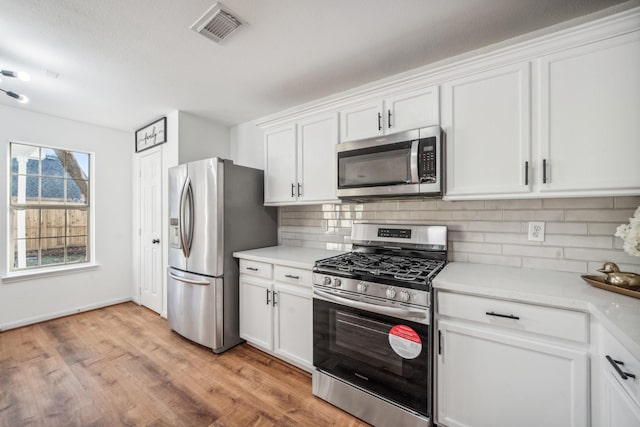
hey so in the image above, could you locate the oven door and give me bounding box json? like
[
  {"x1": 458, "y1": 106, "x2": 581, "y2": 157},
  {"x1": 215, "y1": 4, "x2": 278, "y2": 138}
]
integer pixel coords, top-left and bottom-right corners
[
  {"x1": 313, "y1": 295, "x2": 430, "y2": 416},
  {"x1": 337, "y1": 129, "x2": 420, "y2": 198}
]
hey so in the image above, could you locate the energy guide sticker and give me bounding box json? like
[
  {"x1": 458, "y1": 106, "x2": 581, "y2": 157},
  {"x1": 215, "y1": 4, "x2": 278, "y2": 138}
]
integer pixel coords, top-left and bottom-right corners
[{"x1": 388, "y1": 325, "x2": 422, "y2": 359}]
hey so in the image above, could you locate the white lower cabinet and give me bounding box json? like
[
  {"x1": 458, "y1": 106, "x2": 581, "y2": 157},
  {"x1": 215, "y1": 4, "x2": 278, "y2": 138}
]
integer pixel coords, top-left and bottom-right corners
[
  {"x1": 239, "y1": 261, "x2": 313, "y2": 372},
  {"x1": 435, "y1": 292, "x2": 589, "y2": 427},
  {"x1": 595, "y1": 324, "x2": 640, "y2": 427}
]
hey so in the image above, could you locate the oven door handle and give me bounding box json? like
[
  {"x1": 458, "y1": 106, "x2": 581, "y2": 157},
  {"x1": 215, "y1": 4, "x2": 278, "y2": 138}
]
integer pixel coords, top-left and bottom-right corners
[{"x1": 313, "y1": 289, "x2": 427, "y2": 320}]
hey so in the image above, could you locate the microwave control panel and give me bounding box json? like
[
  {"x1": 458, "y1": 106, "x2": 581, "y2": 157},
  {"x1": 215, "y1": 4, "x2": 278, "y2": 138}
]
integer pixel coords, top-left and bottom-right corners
[{"x1": 418, "y1": 137, "x2": 437, "y2": 183}]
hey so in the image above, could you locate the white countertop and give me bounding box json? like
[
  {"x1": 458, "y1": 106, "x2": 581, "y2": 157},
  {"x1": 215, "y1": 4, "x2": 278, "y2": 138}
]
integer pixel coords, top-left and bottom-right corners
[
  {"x1": 233, "y1": 246, "x2": 345, "y2": 270},
  {"x1": 434, "y1": 262, "x2": 640, "y2": 359}
]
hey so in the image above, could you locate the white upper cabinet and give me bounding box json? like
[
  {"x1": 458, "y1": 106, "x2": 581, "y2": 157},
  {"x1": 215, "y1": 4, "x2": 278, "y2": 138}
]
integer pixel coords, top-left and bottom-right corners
[
  {"x1": 264, "y1": 124, "x2": 297, "y2": 204},
  {"x1": 264, "y1": 113, "x2": 339, "y2": 206},
  {"x1": 339, "y1": 86, "x2": 439, "y2": 142},
  {"x1": 537, "y1": 31, "x2": 640, "y2": 196},
  {"x1": 297, "y1": 113, "x2": 339, "y2": 203},
  {"x1": 443, "y1": 63, "x2": 531, "y2": 198}
]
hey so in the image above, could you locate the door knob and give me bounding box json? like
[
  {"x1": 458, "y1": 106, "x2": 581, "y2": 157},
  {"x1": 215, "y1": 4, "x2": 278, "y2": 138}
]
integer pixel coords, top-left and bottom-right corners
[{"x1": 152, "y1": 239, "x2": 160, "y2": 244}]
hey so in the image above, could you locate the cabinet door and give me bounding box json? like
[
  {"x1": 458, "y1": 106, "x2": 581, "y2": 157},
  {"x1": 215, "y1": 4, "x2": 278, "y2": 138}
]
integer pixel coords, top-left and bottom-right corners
[
  {"x1": 601, "y1": 369, "x2": 640, "y2": 427},
  {"x1": 273, "y1": 282, "x2": 313, "y2": 371},
  {"x1": 443, "y1": 63, "x2": 531, "y2": 199},
  {"x1": 264, "y1": 124, "x2": 297, "y2": 204},
  {"x1": 339, "y1": 100, "x2": 384, "y2": 142},
  {"x1": 538, "y1": 31, "x2": 640, "y2": 194},
  {"x1": 436, "y1": 320, "x2": 588, "y2": 427},
  {"x1": 239, "y1": 276, "x2": 273, "y2": 351},
  {"x1": 297, "y1": 113, "x2": 339, "y2": 203},
  {"x1": 385, "y1": 86, "x2": 439, "y2": 133}
]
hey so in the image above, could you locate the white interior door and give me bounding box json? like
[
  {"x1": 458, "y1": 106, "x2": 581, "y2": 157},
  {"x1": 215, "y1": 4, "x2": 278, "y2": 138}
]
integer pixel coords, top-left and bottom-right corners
[{"x1": 140, "y1": 148, "x2": 163, "y2": 314}]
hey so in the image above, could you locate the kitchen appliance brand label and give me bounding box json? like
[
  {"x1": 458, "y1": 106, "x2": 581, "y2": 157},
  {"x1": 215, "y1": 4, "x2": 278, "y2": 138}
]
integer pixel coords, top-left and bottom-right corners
[{"x1": 388, "y1": 325, "x2": 422, "y2": 359}]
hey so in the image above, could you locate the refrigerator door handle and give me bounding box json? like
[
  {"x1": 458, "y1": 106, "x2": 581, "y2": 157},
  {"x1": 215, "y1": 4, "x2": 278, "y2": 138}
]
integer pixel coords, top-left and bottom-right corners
[
  {"x1": 179, "y1": 176, "x2": 194, "y2": 258},
  {"x1": 169, "y1": 272, "x2": 210, "y2": 286}
]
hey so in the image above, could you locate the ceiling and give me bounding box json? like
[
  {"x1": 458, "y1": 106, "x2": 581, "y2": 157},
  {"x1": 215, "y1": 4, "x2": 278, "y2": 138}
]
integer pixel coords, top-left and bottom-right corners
[{"x1": 0, "y1": 0, "x2": 635, "y2": 131}]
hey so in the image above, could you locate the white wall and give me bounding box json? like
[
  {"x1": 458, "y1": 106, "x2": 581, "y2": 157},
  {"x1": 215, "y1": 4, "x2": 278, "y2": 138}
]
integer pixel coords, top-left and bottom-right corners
[
  {"x1": 230, "y1": 121, "x2": 264, "y2": 169},
  {"x1": 178, "y1": 111, "x2": 230, "y2": 164},
  {"x1": 0, "y1": 104, "x2": 133, "y2": 329}
]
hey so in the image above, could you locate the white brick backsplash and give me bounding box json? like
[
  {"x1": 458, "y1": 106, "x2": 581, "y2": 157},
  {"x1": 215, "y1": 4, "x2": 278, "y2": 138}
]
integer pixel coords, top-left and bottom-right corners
[
  {"x1": 565, "y1": 209, "x2": 635, "y2": 222},
  {"x1": 522, "y1": 258, "x2": 587, "y2": 273},
  {"x1": 450, "y1": 210, "x2": 503, "y2": 221},
  {"x1": 614, "y1": 196, "x2": 640, "y2": 208},
  {"x1": 503, "y1": 245, "x2": 563, "y2": 259},
  {"x1": 451, "y1": 241, "x2": 502, "y2": 254},
  {"x1": 589, "y1": 223, "x2": 620, "y2": 236},
  {"x1": 276, "y1": 196, "x2": 640, "y2": 275},
  {"x1": 503, "y1": 210, "x2": 564, "y2": 221},
  {"x1": 545, "y1": 222, "x2": 588, "y2": 235},
  {"x1": 436, "y1": 200, "x2": 486, "y2": 210},
  {"x1": 484, "y1": 232, "x2": 539, "y2": 245},
  {"x1": 564, "y1": 248, "x2": 640, "y2": 264},
  {"x1": 466, "y1": 253, "x2": 522, "y2": 268},
  {"x1": 485, "y1": 199, "x2": 542, "y2": 210},
  {"x1": 543, "y1": 235, "x2": 612, "y2": 249},
  {"x1": 542, "y1": 197, "x2": 613, "y2": 209}
]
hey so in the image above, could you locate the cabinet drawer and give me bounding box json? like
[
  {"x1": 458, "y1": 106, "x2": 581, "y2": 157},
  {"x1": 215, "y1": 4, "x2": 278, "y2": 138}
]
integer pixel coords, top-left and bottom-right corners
[
  {"x1": 600, "y1": 325, "x2": 640, "y2": 404},
  {"x1": 239, "y1": 259, "x2": 272, "y2": 279},
  {"x1": 274, "y1": 265, "x2": 312, "y2": 287},
  {"x1": 437, "y1": 292, "x2": 588, "y2": 342}
]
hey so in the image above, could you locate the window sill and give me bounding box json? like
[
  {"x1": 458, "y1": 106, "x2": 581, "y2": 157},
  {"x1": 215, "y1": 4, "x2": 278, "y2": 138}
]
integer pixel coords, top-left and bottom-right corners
[{"x1": 2, "y1": 263, "x2": 99, "y2": 283}]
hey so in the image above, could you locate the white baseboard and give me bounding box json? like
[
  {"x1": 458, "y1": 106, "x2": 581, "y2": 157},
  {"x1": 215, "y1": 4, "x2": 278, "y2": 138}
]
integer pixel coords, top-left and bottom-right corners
[{"x1": 0, "y1": 296, "x2": 133, "y2": 331}]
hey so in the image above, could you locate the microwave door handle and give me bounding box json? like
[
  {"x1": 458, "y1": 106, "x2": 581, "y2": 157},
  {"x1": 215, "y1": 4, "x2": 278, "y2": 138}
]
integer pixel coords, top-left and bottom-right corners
[
  {"x1": 410, "y1": 139, "x2": 419, "y2": 183},
  {"x1": 313, "y1": 289, "x2": 427, "y2": 320}
]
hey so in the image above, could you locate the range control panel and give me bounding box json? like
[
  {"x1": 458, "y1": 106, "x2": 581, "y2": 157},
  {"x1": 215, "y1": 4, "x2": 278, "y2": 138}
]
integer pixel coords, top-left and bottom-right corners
[{"x1": 377, "y1": 228, "x2": 412, "y2": 239}]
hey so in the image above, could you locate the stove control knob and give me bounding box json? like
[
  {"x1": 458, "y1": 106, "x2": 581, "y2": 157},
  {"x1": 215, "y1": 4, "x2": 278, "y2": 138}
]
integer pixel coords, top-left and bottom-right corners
[
  {"x1": 334, "y1": 278, "x2": 342, "y2": 287},
  {"x1": 357, "y1": 283, "x2": 368, "y2": 293},
  {"x1": 323, "y1": 276, "x2": 332, "y2": 286},
  {"x1": 399, "y1": 290, "x2": 411, "y2": 302},
  {"x1": 386, "y1": 287, "x2": 397, "y2": 299}
]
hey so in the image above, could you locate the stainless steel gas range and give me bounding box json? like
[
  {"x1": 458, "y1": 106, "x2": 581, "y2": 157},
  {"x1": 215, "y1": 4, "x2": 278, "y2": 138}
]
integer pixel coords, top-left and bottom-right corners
[{"x1": 312, "y1": 223, "x2": 447, "y2": 427}]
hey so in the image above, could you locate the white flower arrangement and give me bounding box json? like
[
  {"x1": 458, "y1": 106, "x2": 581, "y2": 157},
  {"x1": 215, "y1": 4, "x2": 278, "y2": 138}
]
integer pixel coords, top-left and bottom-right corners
[{"x1": 615, "y1": 207, "x2": 640, "y2": 257}]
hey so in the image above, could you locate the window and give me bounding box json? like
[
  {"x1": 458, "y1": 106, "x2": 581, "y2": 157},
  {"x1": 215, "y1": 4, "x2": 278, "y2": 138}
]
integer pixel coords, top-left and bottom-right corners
[{"x1": 9, "y1": 143, "x2": 91, "y2": 271}]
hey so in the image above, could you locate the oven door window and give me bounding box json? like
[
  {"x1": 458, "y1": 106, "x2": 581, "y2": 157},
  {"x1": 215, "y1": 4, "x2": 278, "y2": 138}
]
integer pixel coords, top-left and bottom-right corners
[
  {"x1": 313, "y1": 298, "x2": 429, "y2": 416},
  {"x1": 338, "y1": 142, "x2": 413, "y2": 188}
]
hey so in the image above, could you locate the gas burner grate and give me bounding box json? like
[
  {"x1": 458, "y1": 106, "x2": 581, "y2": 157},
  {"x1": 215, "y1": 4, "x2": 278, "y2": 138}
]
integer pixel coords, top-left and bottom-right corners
[{"x1": 315, "y1": 252, "x2": 445, "y2": 284}]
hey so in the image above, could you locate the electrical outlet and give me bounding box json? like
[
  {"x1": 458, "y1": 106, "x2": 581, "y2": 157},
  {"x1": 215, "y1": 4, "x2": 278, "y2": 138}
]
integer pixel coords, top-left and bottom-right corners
[{"x1": 528, "y1": 221, "x2": 545, "y2": 242}]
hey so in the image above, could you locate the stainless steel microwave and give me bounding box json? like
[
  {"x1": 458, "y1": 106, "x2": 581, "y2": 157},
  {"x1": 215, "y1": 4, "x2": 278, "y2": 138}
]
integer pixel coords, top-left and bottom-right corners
[{"x1": 336, "y1": 126, "x2": 443, "y2": 199}]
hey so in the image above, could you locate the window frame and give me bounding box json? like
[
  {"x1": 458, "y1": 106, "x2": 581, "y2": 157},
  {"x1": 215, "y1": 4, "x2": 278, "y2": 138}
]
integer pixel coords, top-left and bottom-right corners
[{"x1": 6, "y1": 141, "x2": 96, "y2": 277}]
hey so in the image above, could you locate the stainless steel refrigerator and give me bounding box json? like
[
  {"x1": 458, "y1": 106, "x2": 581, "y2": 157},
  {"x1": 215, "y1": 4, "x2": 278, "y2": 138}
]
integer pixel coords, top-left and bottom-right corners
[{"x1": 167, "y1": 158, "x2": 277, "y2": 353}]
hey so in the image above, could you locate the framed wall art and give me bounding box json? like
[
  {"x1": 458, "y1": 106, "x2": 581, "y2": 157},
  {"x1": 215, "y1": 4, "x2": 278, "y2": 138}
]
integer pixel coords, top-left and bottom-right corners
[{"x1": 135, "y1": 117, "x2": 167, "y2": 153}]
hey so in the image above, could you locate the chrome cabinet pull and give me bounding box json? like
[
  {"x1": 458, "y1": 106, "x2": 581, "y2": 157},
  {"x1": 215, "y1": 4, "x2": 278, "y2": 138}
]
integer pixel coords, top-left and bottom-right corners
[
  {"x1": 266, "y1": 289, "x2": 271, "y2": 305},
  {"x1": 486, "y1": 311, "x2": 520, "y2": 320},
  {"x1": 297, "y1": 182, "x2": 302, "y2": 197},
  {"x1": 246, "y1": 267, "x2": 258, "y2": 271},
  {"x1": 543, "y1": 159, "x2": 548, "y2": 184},
  {"x1": 291, "y1": 183, "x2": 295, "y2": 197},
  {"x1": 377, "y1": 112, "x2": 382, "y2": 131},
  {"x1": 524, "y1": 161, "x2": 529, "y2": 186},
  {"x1": 388, "y1": 110, "x2": 392, "y2": 128},
  {"x1": 606, "y1": 355, "x2": 636, "y2": 380},
  {"x1": 273, "y1": 291, "x2": 278, "y2": 306},
  {"x1": 285, "y1": 274, "x2": 300, "y2": 279}
]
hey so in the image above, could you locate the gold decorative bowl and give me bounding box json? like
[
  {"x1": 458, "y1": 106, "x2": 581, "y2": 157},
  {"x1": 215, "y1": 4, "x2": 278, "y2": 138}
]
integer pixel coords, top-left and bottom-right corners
[{"x1": 581, "y1": 275, "x2": 640, "y2": 299}]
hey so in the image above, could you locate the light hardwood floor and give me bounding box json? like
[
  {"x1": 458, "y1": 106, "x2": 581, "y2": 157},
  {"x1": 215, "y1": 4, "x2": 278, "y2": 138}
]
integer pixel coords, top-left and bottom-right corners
[{"x1": 0, "y1": 302, "x2": 368, "y2": 427}]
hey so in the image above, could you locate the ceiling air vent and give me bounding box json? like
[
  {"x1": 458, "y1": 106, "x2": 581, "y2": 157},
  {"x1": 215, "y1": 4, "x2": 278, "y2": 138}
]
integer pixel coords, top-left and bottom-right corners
[{"x1": 190, "y1": 3, "x2": 243, "y2": 44}]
